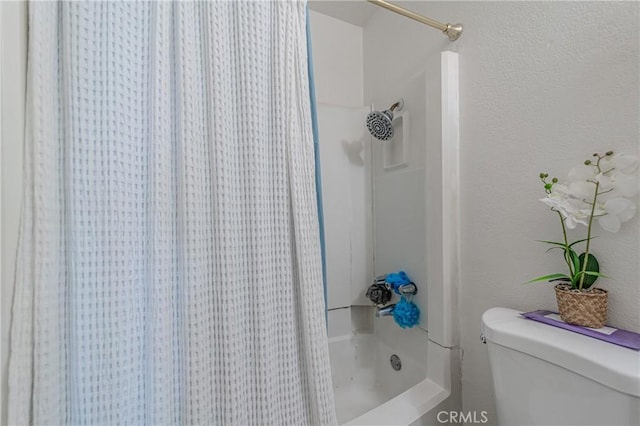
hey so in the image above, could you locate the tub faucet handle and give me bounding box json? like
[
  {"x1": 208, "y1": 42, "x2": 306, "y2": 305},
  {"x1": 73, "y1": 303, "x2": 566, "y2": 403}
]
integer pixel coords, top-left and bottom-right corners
[{"x1": 398, "y1": 282, "x2": 418, "y2": 296}]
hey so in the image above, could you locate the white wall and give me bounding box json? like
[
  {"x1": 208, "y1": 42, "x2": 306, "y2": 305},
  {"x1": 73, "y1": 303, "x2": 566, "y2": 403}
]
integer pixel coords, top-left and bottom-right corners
[
  {"x1": 363, "y1": 1, "x2": 639, "y2": 423},
  {"x1": 0, "y1": 2, "x2": 27, "y2": 425}
]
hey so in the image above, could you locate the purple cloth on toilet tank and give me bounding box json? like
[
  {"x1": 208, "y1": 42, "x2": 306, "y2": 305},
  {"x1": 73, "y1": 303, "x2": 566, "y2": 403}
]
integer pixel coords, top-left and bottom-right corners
[{"x1": 521, "y1": 310, "x2": 640, "y2": 351}]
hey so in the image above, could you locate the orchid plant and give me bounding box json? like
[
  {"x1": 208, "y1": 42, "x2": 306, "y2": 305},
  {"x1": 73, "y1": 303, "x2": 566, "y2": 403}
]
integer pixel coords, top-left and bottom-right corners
[{"x1": 528, "y1": 151, "x2": 639, "y2": 290}]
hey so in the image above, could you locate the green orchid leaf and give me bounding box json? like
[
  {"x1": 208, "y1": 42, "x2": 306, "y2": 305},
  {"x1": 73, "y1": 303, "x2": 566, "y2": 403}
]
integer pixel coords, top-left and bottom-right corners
[
  {"x1": 545, "y1": 246, "x2": 564, "y2": 253},
  {"x1": 523, "y1": 273, "x2": 571, "y2": 284},
  {"x1": 568, "y1": 237, "x2": 597, "y2": 248},
  {"x1": 569, "y1": 249, "x2": 580, "y2": 275},
  {"x1": 574, "y1": 270, "x2": 608, "y2": 290},
  {"x1": 575, "y1": 270, "x2": 608, "y2": 278},
  {"x1": 577, "y1": 253, "x2": 600, "y2": 287},
  {"x1": 562, "y1": 250, "x2": 571, "y2": 271},
  {"x1": 537, "y1": 240, "x2": 569, "y2": 247},
  {"x1": 570, "y1": 275, "x2": 578, "y2": 288}
]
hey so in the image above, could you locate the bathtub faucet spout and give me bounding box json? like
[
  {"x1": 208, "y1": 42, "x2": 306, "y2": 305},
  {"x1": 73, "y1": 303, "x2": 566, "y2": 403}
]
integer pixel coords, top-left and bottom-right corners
[{"x1": 376, "y1": 304, "x2": 396, "y2": 318}]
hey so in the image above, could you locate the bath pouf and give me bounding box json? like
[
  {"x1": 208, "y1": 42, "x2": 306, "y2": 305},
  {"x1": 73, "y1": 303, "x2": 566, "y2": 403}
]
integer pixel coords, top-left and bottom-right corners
[
  {"x1": 393, "y1": 297, "x2": 420, "y2": 328},
  {"x1": 385, "y1": 270, "x2": 411, "y2": 294}
]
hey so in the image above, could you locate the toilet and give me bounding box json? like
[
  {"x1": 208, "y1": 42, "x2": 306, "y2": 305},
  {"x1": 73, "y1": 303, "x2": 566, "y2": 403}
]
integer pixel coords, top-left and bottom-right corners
[{"x1": 482, "y1": 307, "x2": 640, "y2": 426}]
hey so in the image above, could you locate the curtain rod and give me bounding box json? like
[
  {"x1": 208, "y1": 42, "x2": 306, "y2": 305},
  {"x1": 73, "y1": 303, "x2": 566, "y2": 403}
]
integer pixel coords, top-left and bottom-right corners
[{"x1": 367, "y1": 0, "x2": 463, "y2": 41}]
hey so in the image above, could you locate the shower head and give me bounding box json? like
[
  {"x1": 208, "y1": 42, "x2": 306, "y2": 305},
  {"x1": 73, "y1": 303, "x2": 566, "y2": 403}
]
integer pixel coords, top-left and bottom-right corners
[{"x1": 366, "y1": 99, "x2": 404, "y2": 141}]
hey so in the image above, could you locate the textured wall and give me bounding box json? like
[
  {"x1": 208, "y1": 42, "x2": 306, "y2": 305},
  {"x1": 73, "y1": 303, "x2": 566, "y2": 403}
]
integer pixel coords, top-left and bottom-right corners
[{"x1": 364, "y1": 1, "x2": 639, "y2": 423}]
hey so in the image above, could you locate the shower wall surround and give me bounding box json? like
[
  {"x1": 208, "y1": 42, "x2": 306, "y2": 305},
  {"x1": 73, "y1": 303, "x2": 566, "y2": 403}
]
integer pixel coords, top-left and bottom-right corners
[
  {"x1": 317, "y1": 105, "x2": 372, "y2": 312},
  {"x1": 308, "y1": 11, "x2": 363, "y2": 108},
  {"x1": 308, "y1": 11, "x2": 370, "y2": 337},
  {"x1": 371, "y1": 72, "x2": 429, "y2": 331},
  {"x1": 310, "y1": 10, "x2": 432, "y2": 339}
]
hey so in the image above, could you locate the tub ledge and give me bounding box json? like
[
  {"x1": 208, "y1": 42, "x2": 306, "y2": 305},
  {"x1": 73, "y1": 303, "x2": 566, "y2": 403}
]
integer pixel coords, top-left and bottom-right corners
[{"x1": 343, "y1": 378, "x2": 450, "y2": 426}]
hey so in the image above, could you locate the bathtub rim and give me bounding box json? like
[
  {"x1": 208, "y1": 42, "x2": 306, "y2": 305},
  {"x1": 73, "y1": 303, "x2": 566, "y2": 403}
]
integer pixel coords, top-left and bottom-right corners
[{"x1": 343, "y1": 377, "x2": 449, "y2": 426}]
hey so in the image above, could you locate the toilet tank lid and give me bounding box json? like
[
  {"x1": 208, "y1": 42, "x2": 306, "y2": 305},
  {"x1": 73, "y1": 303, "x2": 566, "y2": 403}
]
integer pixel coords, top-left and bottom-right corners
[{"x1": 482, "y1": 307, "x2": 640, "y2": 398}]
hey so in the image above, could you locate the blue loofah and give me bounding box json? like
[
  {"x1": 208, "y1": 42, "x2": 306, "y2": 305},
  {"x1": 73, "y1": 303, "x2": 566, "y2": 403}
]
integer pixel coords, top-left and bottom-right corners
[
  {"x1": 385, "y1": 270, "x2": 411, "y2": 294},
  {"x1": 392, "y1": 297, "x2": 420, "y2": 328}
]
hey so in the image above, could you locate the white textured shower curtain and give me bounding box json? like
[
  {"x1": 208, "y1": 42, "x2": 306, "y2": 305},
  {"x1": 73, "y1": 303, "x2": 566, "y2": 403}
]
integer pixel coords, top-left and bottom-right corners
[{"x1": 9, "y1": 1, "x2": 336, "y2": 425}]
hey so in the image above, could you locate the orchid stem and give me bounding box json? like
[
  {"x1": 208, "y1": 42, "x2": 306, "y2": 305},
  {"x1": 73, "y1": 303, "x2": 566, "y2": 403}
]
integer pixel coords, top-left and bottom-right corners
[
  {"x1": 557, "y1": 211, "x2": 573, "y2": 277},
  {"x1": 579, "y1": 156, "x2": 603, "y2": 289}
]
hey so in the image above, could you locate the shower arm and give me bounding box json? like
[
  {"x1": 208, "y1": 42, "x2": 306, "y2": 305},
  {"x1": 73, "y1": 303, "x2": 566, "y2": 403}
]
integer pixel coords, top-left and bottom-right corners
[{"x1": 367, "y1": 0, "x2": 463, "y2": 42}]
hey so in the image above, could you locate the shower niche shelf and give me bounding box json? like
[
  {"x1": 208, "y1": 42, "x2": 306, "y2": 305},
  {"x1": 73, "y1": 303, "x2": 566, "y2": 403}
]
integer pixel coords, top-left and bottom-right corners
[{"x1": 383, "y1": 111, "x2": 409, "y2": 170}]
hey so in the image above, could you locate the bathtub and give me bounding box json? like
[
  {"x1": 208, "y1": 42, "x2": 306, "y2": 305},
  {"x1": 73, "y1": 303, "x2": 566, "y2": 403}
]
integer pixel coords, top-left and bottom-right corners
[{"x1": 328, "y1": 323, "x2": 453, "y2": 426}]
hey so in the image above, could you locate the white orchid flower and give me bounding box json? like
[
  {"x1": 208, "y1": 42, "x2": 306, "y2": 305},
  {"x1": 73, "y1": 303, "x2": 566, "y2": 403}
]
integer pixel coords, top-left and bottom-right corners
[
  {"x1": 596, "y1": 171, "x2": 639, "y2": 198},
  {"x1": 539, "y1": 186, "x2": 600, "y2": 229},
  {"x1": 600, "y1": 152, "x2": 639, "y2": 174},
  {"x1": 598, "y1": 197, "x2": 637, "y2": 232},
  {"x1": 540, "y1": 151, "x2": 638, "y2": 231},
  {"x1": 567, "y1": 180, "x2": 596, "y2": 200},
  {"x1": 568, "y1": 164, "x2": 597, "y2": 181},
  {"x1": 561, "y1": 202, "x2": 595, "y2": 229}
]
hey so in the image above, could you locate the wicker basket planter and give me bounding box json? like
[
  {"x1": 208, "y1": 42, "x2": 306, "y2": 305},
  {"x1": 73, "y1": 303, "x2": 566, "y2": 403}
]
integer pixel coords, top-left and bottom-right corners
[{"x1": 554, "y1": 284, "x2": 608, "y2": 328}]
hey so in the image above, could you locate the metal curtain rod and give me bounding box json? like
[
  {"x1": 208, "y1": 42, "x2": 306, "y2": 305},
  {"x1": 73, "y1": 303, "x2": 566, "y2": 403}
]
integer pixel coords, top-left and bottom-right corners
[{"x1": 367, "y1": 0, "x2": 463, "y2": 41}]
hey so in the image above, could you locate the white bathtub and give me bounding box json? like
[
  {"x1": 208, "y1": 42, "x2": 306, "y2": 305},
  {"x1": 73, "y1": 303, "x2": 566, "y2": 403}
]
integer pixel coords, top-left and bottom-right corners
[{"x1": 328, "y1": 329, "x2": 452, "y2": 426}]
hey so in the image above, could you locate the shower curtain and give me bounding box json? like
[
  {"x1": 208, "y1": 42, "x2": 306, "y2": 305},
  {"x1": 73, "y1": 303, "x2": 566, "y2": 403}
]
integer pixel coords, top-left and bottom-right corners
[{"x1": 8, "y1": 1, "x2": 336, "y2": 425}]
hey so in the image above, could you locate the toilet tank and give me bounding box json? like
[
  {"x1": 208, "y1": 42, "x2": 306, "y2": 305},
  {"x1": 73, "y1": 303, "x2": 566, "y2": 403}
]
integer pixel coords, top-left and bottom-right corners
[{"x1": 482, "y1": 307, "x2": 640, "y2": 426}]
